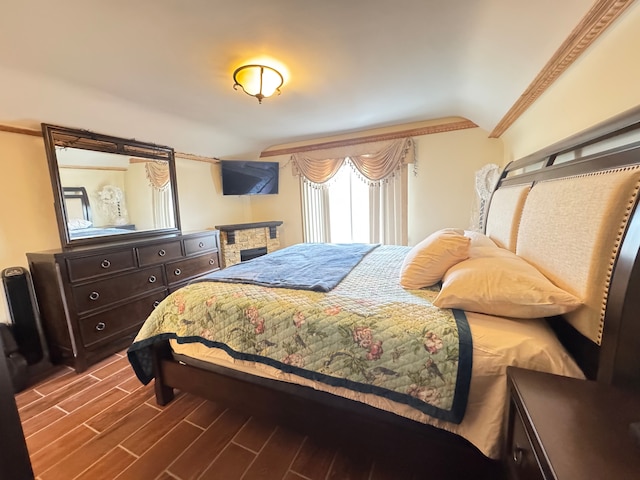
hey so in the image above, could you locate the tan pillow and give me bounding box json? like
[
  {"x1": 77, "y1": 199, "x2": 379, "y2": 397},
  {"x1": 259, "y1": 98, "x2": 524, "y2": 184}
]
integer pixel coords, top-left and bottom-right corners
[
  {"x1": 400, "y1": 229, "x2": 470, "y2": 289},
  {"x1": 464, "y1": 230, "x2": 499, "y2": 258},
  {"x1": 433, "y1": 251, "x2": 582, "y2": 318}
]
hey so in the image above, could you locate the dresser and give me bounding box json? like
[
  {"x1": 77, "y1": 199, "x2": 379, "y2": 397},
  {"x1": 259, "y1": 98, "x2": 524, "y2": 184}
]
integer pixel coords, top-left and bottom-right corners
[
  {"x1": 504, "y1": 367, "x2": 640, "y2": 480},
  {"x1": 27, "y1": 230, "x2": 220, "y2": 372}
]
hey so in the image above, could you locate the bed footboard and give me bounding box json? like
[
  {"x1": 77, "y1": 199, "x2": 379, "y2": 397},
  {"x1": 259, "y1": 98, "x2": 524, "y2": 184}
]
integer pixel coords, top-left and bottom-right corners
[{"x1": 149, "y1": 339, "x2": 500, "y2": 479}]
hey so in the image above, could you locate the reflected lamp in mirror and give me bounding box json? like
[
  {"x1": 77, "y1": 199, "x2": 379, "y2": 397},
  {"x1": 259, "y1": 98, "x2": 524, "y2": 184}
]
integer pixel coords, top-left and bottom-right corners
[{"x1": 41, "y1": 123, "x2": 181, "y2": 249}]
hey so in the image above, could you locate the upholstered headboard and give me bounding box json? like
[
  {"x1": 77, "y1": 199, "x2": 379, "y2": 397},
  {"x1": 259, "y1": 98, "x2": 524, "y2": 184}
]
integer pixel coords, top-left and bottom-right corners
[
  {"x1": 484, "y1": 184, "x2": 530, "y2": 251},
  {"x1": 485, "y1": 107, "x2": 640, "y2": 388},
  {"x1": 516, "y1": 168, "x2": 640, "y2": 345}
]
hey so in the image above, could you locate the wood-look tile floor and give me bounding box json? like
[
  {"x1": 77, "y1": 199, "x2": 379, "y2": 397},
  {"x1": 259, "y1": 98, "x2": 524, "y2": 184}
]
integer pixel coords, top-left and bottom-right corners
[{"x1": 16, "y1": 351, "x2": 427, "y2": 480}]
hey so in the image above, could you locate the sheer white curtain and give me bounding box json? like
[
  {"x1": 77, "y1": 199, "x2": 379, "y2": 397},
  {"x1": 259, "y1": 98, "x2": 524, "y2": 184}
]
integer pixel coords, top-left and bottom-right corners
[
  {"x1": 369, "y1": 166, "x2": 407, "y2": 245},
  {"x1": 152, "y1": 187, "x2": 175, "y2": 229},
  {"x1": 301, "y1": 179, "x2": 331, "y2": 243}
]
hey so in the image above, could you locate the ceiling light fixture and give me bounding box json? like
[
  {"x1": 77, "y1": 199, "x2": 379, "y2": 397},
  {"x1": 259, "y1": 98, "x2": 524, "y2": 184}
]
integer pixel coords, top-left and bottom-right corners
[{"x1": 233, "y1": 64, "x2": 284, "y2": 104}]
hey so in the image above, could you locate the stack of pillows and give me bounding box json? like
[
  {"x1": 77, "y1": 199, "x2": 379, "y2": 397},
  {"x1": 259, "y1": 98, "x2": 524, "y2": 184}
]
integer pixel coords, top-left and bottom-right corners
[{"x1": 399, "y1": 228, "x2": 581, "y2": 318}]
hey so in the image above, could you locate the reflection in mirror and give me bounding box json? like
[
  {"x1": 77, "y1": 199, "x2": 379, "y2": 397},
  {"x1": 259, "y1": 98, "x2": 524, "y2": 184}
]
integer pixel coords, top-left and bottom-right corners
[{"x1": 42, "y1": 124, "x2": 181, "y2": 248}]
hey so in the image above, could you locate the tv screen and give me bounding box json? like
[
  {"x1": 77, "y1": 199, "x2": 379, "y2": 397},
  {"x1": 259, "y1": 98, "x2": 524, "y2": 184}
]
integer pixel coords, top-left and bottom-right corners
[{"x1": 221, "y1": 160, "x2": 279, "y2": 195}]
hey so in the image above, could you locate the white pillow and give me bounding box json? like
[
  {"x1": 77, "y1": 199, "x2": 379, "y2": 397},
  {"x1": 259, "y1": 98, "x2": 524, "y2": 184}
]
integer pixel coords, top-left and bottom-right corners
[
  {"x1": 400, "y1": 228, "x2": 470, "y2": 289},
  {"x1": 67, "y1": 218, "x2": 92, "y2": 230}
]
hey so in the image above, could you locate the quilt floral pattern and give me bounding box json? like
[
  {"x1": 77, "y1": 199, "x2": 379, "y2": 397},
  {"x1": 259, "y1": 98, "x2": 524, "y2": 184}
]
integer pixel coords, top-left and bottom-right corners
[{"x1": 128, "y1": 245, "x2": 472, "y2": 423}]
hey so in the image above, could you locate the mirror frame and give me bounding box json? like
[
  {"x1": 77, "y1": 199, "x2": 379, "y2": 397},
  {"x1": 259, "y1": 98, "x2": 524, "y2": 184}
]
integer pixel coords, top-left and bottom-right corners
[{"x1": 42, "y1": 123, "x2": 181, "y2": 249}]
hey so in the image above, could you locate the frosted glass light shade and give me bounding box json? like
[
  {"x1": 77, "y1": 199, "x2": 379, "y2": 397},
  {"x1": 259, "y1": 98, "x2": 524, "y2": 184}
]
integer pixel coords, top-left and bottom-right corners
[{"x1": 233, "y1": 64, "x2": 284, "y2": 103}]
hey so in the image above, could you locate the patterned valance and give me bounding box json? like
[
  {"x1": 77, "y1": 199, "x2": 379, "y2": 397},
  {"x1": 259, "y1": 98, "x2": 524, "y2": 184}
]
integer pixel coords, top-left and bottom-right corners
[
  {"x1": 145, "y1": 161, "x2": 170, "y2": 191},
  {"x1": 292, "y1": 137, "x2": 415, "y2": 184}
]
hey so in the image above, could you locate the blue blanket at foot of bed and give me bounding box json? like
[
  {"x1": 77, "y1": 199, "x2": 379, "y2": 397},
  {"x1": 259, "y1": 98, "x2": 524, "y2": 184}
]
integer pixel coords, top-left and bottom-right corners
[{"x1": 197, "y1": 242, "x2": 379, "y2": 292}]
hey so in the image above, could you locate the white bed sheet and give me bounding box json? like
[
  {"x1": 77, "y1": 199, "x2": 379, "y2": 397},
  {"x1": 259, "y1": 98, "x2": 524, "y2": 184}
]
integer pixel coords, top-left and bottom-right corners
[{"x1": 170, "y1": 310, "x2": 584, "y2": 459}]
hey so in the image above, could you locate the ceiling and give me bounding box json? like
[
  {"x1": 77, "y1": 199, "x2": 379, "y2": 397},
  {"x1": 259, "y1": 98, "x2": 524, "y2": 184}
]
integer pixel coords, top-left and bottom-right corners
[{"x1": 0, "y1": 1, "x2": 598, "y2": 157}]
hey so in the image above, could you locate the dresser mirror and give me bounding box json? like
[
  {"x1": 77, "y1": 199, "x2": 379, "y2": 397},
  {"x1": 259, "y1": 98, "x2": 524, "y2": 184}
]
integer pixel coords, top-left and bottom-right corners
[{"x1": 42, "y1": 123, "x2": 181, "y2": 249}]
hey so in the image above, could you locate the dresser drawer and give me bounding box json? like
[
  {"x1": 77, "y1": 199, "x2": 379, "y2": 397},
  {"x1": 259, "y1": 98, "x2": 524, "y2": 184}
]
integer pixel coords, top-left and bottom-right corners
[
  {"x1": 137, "y1": 240, "x2": 182, "y2": 266},
  {"x1": 166, "y1": 253, "x2": 220, "y2": 285},
  {"x1": 73, "y1": 266, "x2": 165, "y2": 313},
  {"x1": 67, "y1": 248, "x2": 136, "y2": 282},
  {"x1": 79, "y1": 290, "x2": 168, "y2": 348},
  {"x1": 506, "y1": 400, "x2": 544, "y2": 480},
  {"x1": 184, "y1": 234, "x2": 218, "y2": 256}
]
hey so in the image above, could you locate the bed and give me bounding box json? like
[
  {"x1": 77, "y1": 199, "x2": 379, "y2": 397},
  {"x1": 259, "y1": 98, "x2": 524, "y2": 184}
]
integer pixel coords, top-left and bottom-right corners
[
  {"x1": 63, "y1": 186, "x2": 133, "y2": 239},
  {"x1": 127, "y1": 108, "x2": 640, "y2": 478}
]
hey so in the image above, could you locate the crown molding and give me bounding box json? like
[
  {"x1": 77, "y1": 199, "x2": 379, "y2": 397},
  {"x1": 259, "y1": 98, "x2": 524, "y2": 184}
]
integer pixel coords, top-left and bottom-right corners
[
  {"x1": 0, "y1": 124, "x2": 41, "y2": 137},
  {"x1": 260, "y1": 119, "x2": 478, "y2": 158},
  {"x1": 490, "y1": 0, "x2": 634, "y2": 138},
  {"x1": 174, "y1": 152, "x2": 220, "y2": 163},
  {"x1": 0, "y1": 124, "x2": 219, "y2": 163}
]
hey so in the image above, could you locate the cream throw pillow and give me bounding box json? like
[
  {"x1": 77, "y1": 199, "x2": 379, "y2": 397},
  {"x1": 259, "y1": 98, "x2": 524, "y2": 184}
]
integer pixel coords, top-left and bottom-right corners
[
  {"x1": 464, "y1": 230, "x2": 499, "y2": 257},
  {"x1": 400, "y1": 229, "x2": 470, "y2": 289},
  {"x1": 433, "y1": 249, "x2": 582, "y2": 318}
]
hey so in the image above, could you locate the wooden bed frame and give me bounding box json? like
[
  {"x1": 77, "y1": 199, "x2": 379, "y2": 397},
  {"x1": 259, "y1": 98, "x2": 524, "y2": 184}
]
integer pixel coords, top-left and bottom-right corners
[
  {"x1": 62, "y1": 186, "x2": 92, "y2": 223},
  {"x1": 147, "y1": 107, "x2": 640, "y2": 479}
]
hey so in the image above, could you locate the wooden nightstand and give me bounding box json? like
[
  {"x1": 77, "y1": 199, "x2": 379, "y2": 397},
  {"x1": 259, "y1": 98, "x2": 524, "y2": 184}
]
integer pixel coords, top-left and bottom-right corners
[{"x1": 505, "y1": 367, "x2": 640, "y2": 480}]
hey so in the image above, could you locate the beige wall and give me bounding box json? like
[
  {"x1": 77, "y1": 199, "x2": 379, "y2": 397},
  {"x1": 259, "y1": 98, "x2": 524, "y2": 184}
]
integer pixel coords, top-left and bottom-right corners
[
  {"x1": 502, "y1": 2, "x2": 640, "y2": 160},
  {"x1": 175, "y1": 158, "x2": 252, "y2": 233},
  {"x1": 408, "y1": 128, "x2": 503, "y2": 244},
  {"x1": 0, "y1": 132, "x2": 59, "y2": 323}
]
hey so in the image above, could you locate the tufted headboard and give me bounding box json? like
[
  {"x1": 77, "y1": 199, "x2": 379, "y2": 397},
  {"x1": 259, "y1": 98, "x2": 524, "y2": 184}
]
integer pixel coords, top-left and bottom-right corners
[{"x1": 485, "y1": 106, "x2": 640, "y2": 388}]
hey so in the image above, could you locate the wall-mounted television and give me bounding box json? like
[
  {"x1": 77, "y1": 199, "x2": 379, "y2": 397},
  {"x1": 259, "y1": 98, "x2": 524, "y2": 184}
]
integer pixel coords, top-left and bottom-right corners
[{"x1": 220, "y1": 160, "x2": 279, "y2": 195}]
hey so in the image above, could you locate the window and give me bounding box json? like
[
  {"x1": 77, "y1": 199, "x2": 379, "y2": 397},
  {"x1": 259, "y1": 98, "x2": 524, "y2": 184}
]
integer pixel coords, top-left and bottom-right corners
[
  {"x1": 328, "y1": 163, "x2": 370, "y2": 243},
  {"x1": 295, "y1": 137, "x2": 413, "y2": 245},
  {"x1": 302, "y1": 161, "x2": 407, "y2": 245}
]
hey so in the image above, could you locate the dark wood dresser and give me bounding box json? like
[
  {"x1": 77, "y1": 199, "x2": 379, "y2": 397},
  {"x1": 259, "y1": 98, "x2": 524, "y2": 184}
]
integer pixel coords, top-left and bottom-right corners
[
  {"x1": 27, "y1": 230, "x2": 220, "y2": 372},
  {"x1": 504, "y1": 367, "x2": 640, "y2": 480}
]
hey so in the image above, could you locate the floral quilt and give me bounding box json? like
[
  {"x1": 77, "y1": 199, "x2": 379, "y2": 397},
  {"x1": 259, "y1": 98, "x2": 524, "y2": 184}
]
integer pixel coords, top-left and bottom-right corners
[{"x1": 127, "y1": 245, "x2": 472, "y2": 424}]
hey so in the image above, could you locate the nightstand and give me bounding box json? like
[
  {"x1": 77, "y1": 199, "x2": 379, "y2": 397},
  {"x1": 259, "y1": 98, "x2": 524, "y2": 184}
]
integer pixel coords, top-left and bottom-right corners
[{"x1": 504, "y1": 367, "x2": 640, "y2": 480}]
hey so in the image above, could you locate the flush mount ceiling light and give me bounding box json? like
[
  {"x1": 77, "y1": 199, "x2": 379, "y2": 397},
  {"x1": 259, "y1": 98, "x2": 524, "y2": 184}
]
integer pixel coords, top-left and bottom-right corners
[{"x1": 233, "y1": 64, "x2": 284, "y2": 104}]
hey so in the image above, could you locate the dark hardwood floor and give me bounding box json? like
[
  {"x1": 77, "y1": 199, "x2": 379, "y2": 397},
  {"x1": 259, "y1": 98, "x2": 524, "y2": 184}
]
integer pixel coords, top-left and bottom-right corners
[{"x1": 16, "y1": 351, "x2": 436, "y2": 479}]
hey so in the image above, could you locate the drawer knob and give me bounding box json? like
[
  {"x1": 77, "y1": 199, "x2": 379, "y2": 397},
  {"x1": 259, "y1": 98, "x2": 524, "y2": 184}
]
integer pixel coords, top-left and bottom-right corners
[
  {"x1": 158, "y1": 249, "x2": 166, "y2": 257},
  {"x1": 149, "y1": 275, "x2": 157, "y2": 283},
  {"x1": 101, "y1": 259, "x2": 111, "y2": 269},
  {"x1": 512, "y1": 446, "x2": 525, "y2": 465},
  {"x1": 174, "y1": 268, "x2": 182, "y2": 276},
  {"x1": 209, "y1": 258, "x2": 215, "y2": 265},
  {"x1": 153, "y1": 300, "x2": 161, "y2": 308},
  {"x1": 95, "y1": 322, "x2": 106, "y2": 331},
  {"x1": 89, "y1": 291, "x2": 100, "y2": 301},
  {"x1": 199, "y1": 241, "x2": 205, "y2": 248}
]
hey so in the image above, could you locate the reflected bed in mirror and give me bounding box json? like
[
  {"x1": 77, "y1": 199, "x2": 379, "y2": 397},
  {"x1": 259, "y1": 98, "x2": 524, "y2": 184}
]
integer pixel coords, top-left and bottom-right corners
[
  {"x1": 42, "y1": 124, "x2": 181, "y2": 249},
  {"x1": 63, "y1": 187, "x2": 134, "y2": 239}
]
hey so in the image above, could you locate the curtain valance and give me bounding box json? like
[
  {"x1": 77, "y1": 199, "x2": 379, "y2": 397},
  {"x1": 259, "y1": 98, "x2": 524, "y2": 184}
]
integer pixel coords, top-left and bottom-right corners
[
  {"x1": 292, "y1": 137, "x2": 415, "y2": 184},
  {"x1": 145, "y1": 161, "x2": 170, "y2": 191}
]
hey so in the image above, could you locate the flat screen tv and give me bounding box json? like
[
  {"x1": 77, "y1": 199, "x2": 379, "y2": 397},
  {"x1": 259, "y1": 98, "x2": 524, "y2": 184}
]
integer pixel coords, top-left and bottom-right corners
[{"x1": 220, "y1": 160, "x2": 279, "y2": 195}]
